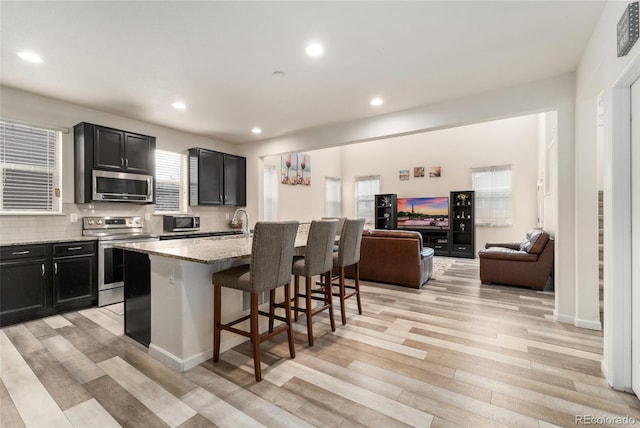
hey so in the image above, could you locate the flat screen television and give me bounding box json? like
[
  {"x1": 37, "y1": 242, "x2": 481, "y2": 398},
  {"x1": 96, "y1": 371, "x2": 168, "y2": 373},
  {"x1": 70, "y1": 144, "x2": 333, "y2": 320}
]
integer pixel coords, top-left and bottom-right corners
[{"x1": 397, "y1": 196, "x2": 449, "y2": 228}]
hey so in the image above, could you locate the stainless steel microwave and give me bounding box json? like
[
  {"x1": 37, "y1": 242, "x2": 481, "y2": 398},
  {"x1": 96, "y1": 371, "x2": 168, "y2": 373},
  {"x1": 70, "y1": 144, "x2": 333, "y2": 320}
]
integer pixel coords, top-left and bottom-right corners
[
  {"x1": 92, "y1": 170, "x2": 153, "y2": 203},
  {"x1": 163, "y1": 215, "x2": 200, "y2": 232}
]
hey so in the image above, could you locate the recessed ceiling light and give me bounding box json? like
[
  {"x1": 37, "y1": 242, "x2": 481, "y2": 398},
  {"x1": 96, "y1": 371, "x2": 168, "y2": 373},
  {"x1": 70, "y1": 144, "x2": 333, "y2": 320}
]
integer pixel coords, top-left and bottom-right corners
[
  {"x1": 306, "y1": 43, "x2": 324, "y2": 57},
  {"x1": 172, "y1": 101, "x2": 186, "y2": 110},
  {"x1": 370, "y1": 97, "x2": 384, "y2": 106},
  {"x1": 251, "y1": 127, "x2": 262, "y2": 135},
  {"x1": 17, "y1": 51, "x2": 43, "y2": 63}
]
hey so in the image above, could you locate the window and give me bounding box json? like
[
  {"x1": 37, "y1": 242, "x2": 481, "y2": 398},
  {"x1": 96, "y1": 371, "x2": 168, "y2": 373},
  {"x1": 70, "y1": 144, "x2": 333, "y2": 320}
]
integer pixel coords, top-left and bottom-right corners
[
  {"x1": 354, "y1": 175, "x2": 380, "y2": 222},
  {"x1": 0, "y1": 120, "x2": 62, "y2": 213},
  {"x1": 155, "y1": 149, "x2": 186, "y2": 213},
  {"x1": 472, "y1": 165, "x2": 513, "y2": 226},
  {"x1": 263, "y1": 164, "x2": 278, "y2": 220},
  {"x1": 325, "y1": 177, "x2": 341, "y2": 217}
]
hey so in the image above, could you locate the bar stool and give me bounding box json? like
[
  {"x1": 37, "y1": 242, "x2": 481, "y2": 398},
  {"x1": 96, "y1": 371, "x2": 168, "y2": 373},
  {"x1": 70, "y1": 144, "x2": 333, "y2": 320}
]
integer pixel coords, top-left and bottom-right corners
[
  {"x1": 212, "y1": 221, "x2": 299, "y2": 382},
  {"x1": 286, "y1": 219, "x2": 339, "y2": 346},
  {"x1": 331, "y1": 218, "x2": 366, "y2": 325}
]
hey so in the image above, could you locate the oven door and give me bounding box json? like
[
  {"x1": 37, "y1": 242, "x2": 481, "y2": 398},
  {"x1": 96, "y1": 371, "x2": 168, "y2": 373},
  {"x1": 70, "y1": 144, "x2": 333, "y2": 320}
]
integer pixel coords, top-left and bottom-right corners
[{"x1": 98, "y1": 237, "x2": 158, "y2": 306}]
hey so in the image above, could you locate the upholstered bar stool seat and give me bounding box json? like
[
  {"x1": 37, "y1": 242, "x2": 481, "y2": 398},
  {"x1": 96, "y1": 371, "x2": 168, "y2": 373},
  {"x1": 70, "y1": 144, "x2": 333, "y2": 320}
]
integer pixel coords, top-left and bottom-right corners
[
  {"x1": 330, "y1": 218, "x2": 366, "y2": 325},
  {"x1": 284, "y1": 219, "x2": 339, "y2": 346},
  {"x1": 212, "y1": 221, "x2": 299, "y2": 382}
]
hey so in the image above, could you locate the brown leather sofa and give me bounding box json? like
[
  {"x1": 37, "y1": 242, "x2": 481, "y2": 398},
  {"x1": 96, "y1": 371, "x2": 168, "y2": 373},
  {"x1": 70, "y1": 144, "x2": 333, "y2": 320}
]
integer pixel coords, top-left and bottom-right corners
[
  {"x1": 346, "y1": 229, "x2": 434, "y2": 288},
  {"x1": 478, "y1": 229, "x2": 554, "y2": 290}
]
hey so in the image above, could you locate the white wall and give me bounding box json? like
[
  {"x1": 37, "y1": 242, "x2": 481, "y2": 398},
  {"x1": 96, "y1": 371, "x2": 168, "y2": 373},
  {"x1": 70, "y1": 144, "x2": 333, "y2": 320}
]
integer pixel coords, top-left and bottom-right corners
[
  {"x1": 575, "y1": 1, "x2": 640, "y2": 390},
  {"x1": 0, "y1": 86, "x2": 240, "y2": 240},
  {"x1": 340, "y1": 114, "x2": 540, "y2": 248},
  {"x1": 263, "y1": 146, "x2": 343, "y2": 222},
  {"x1": 241, "y1": 73, "x2": 575, "y2": 326}
]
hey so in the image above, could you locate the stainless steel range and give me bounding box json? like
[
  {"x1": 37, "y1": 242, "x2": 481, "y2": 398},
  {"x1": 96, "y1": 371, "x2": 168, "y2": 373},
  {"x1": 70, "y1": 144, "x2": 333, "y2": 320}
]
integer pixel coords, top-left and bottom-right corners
[{"x1": 82, "y1": 216, "x2": 158, "y2": 307}]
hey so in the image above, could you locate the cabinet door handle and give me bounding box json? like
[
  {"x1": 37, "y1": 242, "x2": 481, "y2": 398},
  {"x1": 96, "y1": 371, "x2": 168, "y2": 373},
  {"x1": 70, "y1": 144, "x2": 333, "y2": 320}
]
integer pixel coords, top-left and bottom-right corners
[
  {"x1": 41, "y1": 263, "x2": 45, "y2": 276},
  {"x1": 121, "y1": 158, "x2": 125, "y2": 167},
  {"x1": 219, "y1": 194, "x2": 223, "y2": 202},
  {"x1": 54, "y1": 262, "x2": 58, "y2": 275},
  {"x1": 125, "y1": 158, "x2": 129, "y2": 167},
  {"x1": 12, "y1": 250, "x2": 30, "y2": 255},
  {"x1": 67, "y1": 246, "x2": 83, "y2": 251}
]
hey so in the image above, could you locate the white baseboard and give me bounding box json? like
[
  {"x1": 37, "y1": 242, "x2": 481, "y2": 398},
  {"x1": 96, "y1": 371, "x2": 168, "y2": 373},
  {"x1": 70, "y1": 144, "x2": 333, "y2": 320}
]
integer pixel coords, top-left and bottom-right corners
[
  {"x1": 574, "y1": 317, "x2": 602, "y2": 331},
  {"x1": 149, "y1": 336, "x2": 247, "y2": 372},
  {"x1": 553, "y1": 311, "x2": 574, "y2": 324}
]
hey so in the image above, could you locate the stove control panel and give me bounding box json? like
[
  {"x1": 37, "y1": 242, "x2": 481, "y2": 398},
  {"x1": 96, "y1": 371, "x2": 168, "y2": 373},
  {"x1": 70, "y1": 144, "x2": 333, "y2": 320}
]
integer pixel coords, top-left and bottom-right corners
[{"x1": 83, "y1": 216, "x2": 143, "y2": 230}]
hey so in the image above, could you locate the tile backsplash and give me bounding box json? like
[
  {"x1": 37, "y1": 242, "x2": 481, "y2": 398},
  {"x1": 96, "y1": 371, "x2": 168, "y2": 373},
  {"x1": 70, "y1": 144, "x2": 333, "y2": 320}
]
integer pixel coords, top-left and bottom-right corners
[{"x1": 0, "y1": 203, "x2": 238, "y2": 243}]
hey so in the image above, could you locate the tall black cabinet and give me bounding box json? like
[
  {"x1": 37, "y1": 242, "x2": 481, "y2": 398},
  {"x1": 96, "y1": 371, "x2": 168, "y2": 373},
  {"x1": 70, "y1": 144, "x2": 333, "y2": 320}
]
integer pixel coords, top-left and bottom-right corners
[
  {"x1": 374, "y1": 194, "x2": 397, "y2": 230},
  {"x1": 450, "y1": 191, "x2": 475, "y2": 258}
]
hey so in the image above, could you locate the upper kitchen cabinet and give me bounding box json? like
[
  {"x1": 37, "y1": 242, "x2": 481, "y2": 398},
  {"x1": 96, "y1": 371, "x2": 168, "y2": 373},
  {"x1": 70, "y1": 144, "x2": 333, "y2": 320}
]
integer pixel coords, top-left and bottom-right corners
[
  {"x1": 75, "y1": 122, "x2": 156, "y2": 175},
  {"x1": 189, "y1": 148, "x2": 246, "y2": 206}
]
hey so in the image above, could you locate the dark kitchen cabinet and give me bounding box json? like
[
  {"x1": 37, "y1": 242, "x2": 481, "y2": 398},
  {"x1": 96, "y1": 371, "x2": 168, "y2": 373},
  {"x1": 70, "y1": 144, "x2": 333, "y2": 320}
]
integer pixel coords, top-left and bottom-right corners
[
  {"x1": 0, "y1": 245, "x2": 52, "y2": 326},
  {"x1": 85, "y1": 123, "x2": 155, "y2": 174},
  {"x1": 52, "y1": 242, "x2": 97, "y2": 308},
  {"x1": 189, "y1": 148, "x2": 246, "y2": 206},
  {"x1": 124, "y1": 250, "x2": 151, "y2": 346},
  {"x1": 0, "y1": 241, "x2": 97, "y2": 327},
  {"x1": 74, "y1": 122, "x2": 156, "y2": 203}
]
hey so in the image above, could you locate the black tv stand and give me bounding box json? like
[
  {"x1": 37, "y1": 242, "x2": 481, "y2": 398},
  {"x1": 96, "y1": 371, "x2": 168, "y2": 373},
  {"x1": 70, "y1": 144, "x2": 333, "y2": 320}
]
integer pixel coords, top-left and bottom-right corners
[{"x1": 403, "y1": 229, "x2": 450, "y2": 256}]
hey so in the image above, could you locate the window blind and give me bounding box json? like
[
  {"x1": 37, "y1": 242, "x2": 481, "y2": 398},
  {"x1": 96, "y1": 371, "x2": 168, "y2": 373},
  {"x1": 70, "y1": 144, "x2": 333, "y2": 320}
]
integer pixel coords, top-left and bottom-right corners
[
  {"x1": 472, "y1": 165, "x2": 513, "y2": 226},
  {"x1": 155, "y1": 150, "x2": 185, "y2": 213},
  {"x1": 325, "y1": 177, "x2": 341, "y2": 217},
  {"x1": 0, "y1": 121, "x2": 60, "y2": 212},
  {"x1": 354, "y1": 175, "x2": 380, "y2": 222}
]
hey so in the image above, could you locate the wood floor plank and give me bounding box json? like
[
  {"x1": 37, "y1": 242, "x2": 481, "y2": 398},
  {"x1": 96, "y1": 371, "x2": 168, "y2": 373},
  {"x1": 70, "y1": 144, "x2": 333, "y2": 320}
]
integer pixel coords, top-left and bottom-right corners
[
  {"x1": 22, "y1": 348, "x2": 93, "y2": 411},
  {"x1": 97, "y1": 356, "x2": 197, "y2": 428},
  {"x1": 0, "y1": 379, "x2": 26, "y2": 428},
  {"x1": 2, "y1": 256, "x2": 637, "y2": 427},
  {"x1": 0, "y1": 331, "x2": 72, "y2": 428},
  {"x1": 64, "y1": 398, "x2": 122, "y2": 428}
]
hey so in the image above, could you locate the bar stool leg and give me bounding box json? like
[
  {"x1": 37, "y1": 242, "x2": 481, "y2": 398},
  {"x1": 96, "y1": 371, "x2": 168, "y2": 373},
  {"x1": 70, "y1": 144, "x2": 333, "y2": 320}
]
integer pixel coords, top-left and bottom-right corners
[
  {"x1": 355, "y1": 262, "x2": 362, "y2": 315},
  {"x1": 325, "y1": 271, "x2": 336, "y2": 332},
  {"x1": 268, "y1": 289, "x2": 276, "y2": 333},
  {"x1": 283, "y1": 283, "x2": 296, "y2": 358},
  {"x1": 213, "y1": 284, "x2": 222, "y2": 362},
  {"x1": 294, "y1": 275, "x2": 300, "y2": 321},
  {"x1": 251, "y1": 293, "x2": 261, "y2": 382},
  {"x1": 339, "y1": 266, "x2": 347, "y2": 325},
  {"x1": 305, "y1": 276, "x2": 314, "y2": 346}
]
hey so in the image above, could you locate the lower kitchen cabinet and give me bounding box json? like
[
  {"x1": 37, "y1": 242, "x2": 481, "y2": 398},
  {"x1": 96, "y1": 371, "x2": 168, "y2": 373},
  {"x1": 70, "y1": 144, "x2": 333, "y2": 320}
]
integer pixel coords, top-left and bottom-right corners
[
  {"x1": 52, "y1": 242, "x2": 97, "y2": 309},
  {"x1": 0, "y1": 241, "x2": 97, "y2": 327},
  {"x1": 0, "y1": 245, "x2": 51, "y2": 326}
]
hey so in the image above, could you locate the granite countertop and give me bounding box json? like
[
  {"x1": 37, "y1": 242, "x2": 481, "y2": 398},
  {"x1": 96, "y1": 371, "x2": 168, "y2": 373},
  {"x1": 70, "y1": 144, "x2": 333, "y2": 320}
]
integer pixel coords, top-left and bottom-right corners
[
  {"x1": 0, "y1": 235, "x2": 99, "y2": 247},
  {"x1": 0, "y1": 228, "x2": 245, "y2": 247},
  {"x1": 159, "y1": 228, "x2": 245, "y2": 238},
  {"x1": 118, "y1": 233, "x2": 308, "y2": 264}
]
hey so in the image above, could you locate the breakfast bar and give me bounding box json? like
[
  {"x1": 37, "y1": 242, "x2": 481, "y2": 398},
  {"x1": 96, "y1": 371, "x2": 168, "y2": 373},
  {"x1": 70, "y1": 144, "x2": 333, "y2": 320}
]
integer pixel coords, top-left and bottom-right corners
[{"x1": 119, "y1": 232, "x2": 307, "y2": 372}]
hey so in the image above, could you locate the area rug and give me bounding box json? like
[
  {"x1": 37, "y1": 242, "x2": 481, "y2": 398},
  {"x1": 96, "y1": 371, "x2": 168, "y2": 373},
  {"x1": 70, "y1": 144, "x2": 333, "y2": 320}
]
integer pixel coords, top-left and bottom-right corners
[{"x1": 432, "y1": 256, "x2": 456, "y2": 279}]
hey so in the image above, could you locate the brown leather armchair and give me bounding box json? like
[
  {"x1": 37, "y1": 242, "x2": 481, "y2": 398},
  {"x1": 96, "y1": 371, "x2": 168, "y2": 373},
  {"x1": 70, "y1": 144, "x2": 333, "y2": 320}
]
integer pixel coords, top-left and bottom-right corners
[
  {"x1": 346, "y1": 229, "x2": 434, "y2": 288},
  {"x1": 478, "y1": 229, "x2": 554, "y2": 290}
]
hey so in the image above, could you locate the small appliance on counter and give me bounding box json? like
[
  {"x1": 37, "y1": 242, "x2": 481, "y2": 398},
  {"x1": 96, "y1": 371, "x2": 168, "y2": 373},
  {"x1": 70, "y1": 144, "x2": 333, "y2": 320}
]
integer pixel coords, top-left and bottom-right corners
[{"x1": 163, "y1": 215, "x2": 200, "y2": 232}]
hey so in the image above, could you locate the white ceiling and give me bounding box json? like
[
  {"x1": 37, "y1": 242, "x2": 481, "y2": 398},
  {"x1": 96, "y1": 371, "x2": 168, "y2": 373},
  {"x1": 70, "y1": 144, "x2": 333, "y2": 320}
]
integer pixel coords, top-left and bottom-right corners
[{"x1": 0, "y1": 1, "x2": 605, "y2": 143}]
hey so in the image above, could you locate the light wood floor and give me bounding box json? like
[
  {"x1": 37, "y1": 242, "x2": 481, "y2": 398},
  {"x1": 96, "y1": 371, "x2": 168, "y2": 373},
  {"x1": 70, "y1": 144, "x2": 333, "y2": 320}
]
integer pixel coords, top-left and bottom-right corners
[{"x1": 2, "y1": 257, "x2": 638, "y2": 427}]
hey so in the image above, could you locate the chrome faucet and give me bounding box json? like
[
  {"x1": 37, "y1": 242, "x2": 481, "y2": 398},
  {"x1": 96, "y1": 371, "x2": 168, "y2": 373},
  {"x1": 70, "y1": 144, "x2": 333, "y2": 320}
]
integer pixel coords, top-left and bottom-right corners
[{"x1": 232, "y1": 208, "x2": 250, "y2": 238}]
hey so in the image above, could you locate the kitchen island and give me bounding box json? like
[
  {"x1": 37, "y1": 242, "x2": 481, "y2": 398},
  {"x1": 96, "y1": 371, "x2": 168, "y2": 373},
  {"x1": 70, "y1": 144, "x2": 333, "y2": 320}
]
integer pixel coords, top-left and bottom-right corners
[{"x1": 119, "y1": 231, "x2": 308, "y2": 371}]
